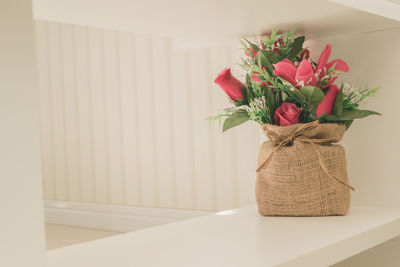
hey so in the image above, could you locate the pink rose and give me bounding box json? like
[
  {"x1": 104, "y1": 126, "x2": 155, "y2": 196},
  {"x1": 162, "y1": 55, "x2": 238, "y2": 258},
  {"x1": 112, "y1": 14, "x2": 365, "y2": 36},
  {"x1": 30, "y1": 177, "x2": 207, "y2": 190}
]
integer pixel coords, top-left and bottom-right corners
[
  {"x1": 274, "y1": 103, "x2": 302, "y2": 126},
  {"x1": 273, "y1": 59, "x2": 316, "y2": 88},
  {"x1": 273, "y1": 59, "x2": 297, "y2": 86},
  {"x1": 273, "y1": 45, "x2": 349, "y2": 89},
  {"x1": 295, "y1": 59, "x2": 317, "y2": 87},
  {"x1": 316, "y1": 84, "x2": 340, "y2": 117},
  {"x1": 314, "y1": 44, "x2": 349, "y2": 88},
  {"x1": 214, "y1": 68, "x2": 245, "y2": 102}
]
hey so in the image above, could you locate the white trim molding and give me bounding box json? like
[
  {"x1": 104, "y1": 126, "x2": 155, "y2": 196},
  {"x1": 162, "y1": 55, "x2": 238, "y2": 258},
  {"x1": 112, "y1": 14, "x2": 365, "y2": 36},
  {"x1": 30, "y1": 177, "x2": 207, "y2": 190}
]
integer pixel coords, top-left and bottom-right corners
[{"x1": 44, "y1": 200, "x2": 211, "y2": 232}]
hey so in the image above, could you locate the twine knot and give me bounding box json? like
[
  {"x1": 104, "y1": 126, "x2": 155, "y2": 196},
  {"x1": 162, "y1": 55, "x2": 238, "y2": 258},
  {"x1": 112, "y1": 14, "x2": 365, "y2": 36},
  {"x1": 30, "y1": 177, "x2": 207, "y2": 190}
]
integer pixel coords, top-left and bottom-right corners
[{"x1": 282, "y1": 133, "x2": 296, "y2": 145}]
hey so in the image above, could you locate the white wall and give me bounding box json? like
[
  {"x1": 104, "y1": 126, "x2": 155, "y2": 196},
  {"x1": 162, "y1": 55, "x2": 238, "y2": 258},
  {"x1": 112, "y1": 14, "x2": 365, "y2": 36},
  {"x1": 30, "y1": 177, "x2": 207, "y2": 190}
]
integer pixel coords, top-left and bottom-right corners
[
  {"x1": 35, "y1": 21, "x2": 400, "y2": 210},
  {"x1": 35, "y1": 20, "x2": 261, "y2": 211},
  {"x1": 314, "y1": 27, "x2": 400, "y2": 267},
  {"x1": 35, "y1": 18, "x2": 400, "y2": 267},
  {"x1": 311, "y1": 27, "x2": 400, "y2": 209},
  {"x1": 0, "y1": 0, "x2": 46, "y2": 266}
]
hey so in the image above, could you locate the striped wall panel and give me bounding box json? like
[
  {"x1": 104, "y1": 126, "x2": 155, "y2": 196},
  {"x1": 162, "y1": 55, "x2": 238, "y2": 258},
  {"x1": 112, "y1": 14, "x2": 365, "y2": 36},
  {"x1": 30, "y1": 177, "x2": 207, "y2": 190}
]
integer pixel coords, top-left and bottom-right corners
[{"x1": 35, "y1": 20, "x2": 263, "y2": 211}]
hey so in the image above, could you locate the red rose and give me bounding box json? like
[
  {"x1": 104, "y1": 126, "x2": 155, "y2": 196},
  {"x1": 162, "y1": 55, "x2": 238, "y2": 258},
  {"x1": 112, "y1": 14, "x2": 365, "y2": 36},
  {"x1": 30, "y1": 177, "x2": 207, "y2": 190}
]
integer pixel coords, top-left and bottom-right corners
[
  {"x1": 316, "y1": 84, "x2": 340, "y2": 117},
  {"x1": 274, "y1": 103, "x2": 302, "y2": 126},
  {"x1": 214, "y1": 68, "x2": 245, "y2": 102}
]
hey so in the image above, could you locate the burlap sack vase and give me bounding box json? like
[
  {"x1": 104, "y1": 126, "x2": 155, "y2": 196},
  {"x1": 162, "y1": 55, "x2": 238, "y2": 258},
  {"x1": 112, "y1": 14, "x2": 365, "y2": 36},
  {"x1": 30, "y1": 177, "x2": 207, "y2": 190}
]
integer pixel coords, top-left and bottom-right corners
[{"x1": 256, "y1": 121, "x2": 353, "y2": 216}]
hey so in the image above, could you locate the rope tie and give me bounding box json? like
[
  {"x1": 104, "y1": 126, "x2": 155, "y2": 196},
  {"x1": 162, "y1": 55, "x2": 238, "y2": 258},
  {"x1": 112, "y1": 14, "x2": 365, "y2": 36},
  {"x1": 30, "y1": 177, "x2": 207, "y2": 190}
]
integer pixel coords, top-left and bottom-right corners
[{"x1": 257, "y1": 121, "x2": 355, "y2": 191}]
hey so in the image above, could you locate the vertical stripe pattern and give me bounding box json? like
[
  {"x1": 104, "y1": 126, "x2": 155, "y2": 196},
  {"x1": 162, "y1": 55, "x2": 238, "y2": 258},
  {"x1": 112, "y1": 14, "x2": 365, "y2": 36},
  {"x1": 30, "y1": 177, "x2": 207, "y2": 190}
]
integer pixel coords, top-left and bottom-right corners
[{"x1": 35, "y1": 20, "x2": 259, "y2": 211}]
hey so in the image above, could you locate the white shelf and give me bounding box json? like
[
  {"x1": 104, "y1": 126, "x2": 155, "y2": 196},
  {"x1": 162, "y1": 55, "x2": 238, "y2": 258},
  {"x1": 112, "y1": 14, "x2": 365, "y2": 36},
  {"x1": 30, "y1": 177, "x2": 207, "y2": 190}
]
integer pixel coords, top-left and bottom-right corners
[
  {"x1": 33, "y1": 0, "x2": 400, "y2": 41},
  {"x1": 47, "y1": 205, "x2": 400, "y2": 267},
  {"x1": 330, "y1": 0, "x2": 400, "y2": 22}
]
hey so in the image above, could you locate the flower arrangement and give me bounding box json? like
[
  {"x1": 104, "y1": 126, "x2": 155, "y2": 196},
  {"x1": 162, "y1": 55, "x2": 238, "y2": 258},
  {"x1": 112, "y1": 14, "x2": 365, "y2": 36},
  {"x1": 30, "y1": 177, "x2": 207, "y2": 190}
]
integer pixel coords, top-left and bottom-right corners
[{"x1": 210, "y1": 30, "x2": 380, "y2": 131}]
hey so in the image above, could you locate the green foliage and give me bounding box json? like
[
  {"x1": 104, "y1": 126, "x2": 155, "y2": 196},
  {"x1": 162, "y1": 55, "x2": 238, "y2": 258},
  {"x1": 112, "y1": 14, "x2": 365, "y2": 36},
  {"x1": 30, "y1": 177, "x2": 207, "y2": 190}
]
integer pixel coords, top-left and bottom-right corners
[
  {"x1": 340, "y1": 110, "x2": 381, "y2": 120},
  {"x1": 343, "y1": 85, "x2": 380, "y2": 109},
  {"x1": 222, "y1": 110, "x2": 250, "y2": 132},
  {"x1": 209, "y1": 29, "x2": 380, "y2": 132},
  {"x1": 264, "y1": 89, "x2": 276, "y2": 124},
  {"x1": 288, "y1": 89, "x2": 306, "y2": 105},
  {"x1": 256, "y1": 52, "x2": 274, "y2": 73},
  {"x1": 332, "y1": 89, "x2": 343, "y2": 117},
  {"x1": 321, "y1": 85, "x2": 381, "y2": 129},
  {"x1": 322, "y1": 109, "x2": 381, "y2": 124},
  {"x1": 287, "y1": 36, "x2": 305, "y2": 60},
  {"x1": 236, "y1": 86, "x2": 249, "y2": 106},
  {"x1": 299, "y1": 86, "x2": 324, "y2": 106},
  {"x1": 344, "y1": 120, "x2": 353, "y2": 129},
  {"x1": 259, "y1": 50, "x2": 283, "y2": 65}
]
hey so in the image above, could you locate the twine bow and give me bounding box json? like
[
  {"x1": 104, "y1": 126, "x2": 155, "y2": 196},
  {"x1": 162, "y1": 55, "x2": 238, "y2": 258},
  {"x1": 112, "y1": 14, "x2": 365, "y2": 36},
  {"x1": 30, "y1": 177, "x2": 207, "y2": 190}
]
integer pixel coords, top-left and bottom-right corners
[{"x1": 257, "y1": 120, "x2": 355, "y2": 191}]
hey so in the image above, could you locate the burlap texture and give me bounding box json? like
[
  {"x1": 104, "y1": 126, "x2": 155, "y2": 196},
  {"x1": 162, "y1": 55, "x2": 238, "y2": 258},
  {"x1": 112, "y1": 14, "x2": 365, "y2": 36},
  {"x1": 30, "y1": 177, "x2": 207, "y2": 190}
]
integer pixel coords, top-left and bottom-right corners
[{"x1": 256, "y1": 122, "x2": 351, "y2": 216}]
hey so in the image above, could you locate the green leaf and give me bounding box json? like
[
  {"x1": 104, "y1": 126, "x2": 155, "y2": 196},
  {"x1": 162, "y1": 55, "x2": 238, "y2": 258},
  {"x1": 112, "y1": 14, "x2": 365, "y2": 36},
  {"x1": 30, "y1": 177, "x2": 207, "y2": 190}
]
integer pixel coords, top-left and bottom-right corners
[
  {"x1": 256, "y1": 52, "x2": 273, "y2": 73},
  {"x1": 270, "y1": 29, "x2": 277, "y2": 40},
  {"x1": 244, "y1": 39, "x2": 259, "y2": 52},
  {"x1": 332, "y1": 89, "x2": 343, "y2": 117},
  {"x1": 246, "y1": 74, "x2": 251, "y2": 85},
  {"x1": 287, "y1": 28, "x2": 296, "y2": 37},
  {"x1": 264, "y1": 89, "x2": 275, "y2": 124},
  {"x1": 339, "y1": 109, "x2": 381, "y2": 120},
  {"x1": 287, "y1": 36, "x2": 305, "y2": 60},
  {"x1": 291, "y1": 89, "x2": 307, "y2": 105},
  {"x1": 222, "y1": 110, "x2": 250, "y2": 132},
  {"x1": 324, "y1": 114, "x2": 339, "y2": 121},
  {"x1": 275, "y1": 91, "x2": 282, "y2": 109},
  {"x1": 240, "y1": 39, "x2": 248, "y2": 50},
  {"x1": 300, "y1": 86, "x2": 325, "y2": 105},
  {"x1": 237, "y1": 87, "x2": 249, "y2": 106},
  {"x1": 260, "y1": 50, "x2": 282, "y2": 65},
  {"x1": 345, "y1": 120, "x2": 353, "y2": 130},
  {"x1": 306, "y1": 105, "x2": 318, "y2": 122}
]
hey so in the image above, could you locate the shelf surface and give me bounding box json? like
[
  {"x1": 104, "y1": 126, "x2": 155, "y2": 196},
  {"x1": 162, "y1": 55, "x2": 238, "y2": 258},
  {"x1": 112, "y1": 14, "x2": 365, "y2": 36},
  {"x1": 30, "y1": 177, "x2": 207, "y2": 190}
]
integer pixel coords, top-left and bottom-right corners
[{"x1": 46, "y1": 205, "x2": 400, "y2": 267}]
